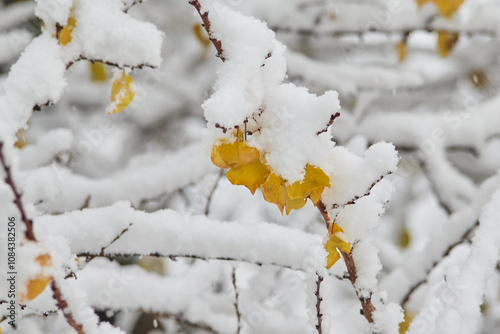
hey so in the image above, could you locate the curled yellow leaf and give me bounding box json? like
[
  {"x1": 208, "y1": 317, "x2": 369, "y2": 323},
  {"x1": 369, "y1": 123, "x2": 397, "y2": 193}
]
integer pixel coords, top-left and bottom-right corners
[
  {"x1": 108, "y1": 73, "x2": 136, "y2": 114},
  {"x1": 437, "y1": 31, "x2": 459, "y2": 58},
  {"x1": 286, "y1": 165, "x2": 330, "y2": 205},
  {"x1": 20, "y1": 253, "x2": 53, "y2": 302},
  {"x1": 58, "y1": 15, "x2": 76, "y2": 46},
  {"x1": 226, "y1": 160, "x2": 270, "y2": 195},
  {"x1": 193, "y1": 23, "x2": 211, "y2": 49},
  {"x1": 324, "y1": 224, "x2": 351, "y2": 269}
]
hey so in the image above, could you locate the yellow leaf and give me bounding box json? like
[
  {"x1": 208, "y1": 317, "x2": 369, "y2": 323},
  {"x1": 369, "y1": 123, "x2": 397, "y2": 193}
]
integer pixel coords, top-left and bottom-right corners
[
  {"x1": 58, "y1": 15, "x2": 76, "y2": 46},
  {"x1": 286, "y1": 165, "x2": 330, "y2": 205},
  {"x1": 396, "y1": 41, "x2": 407, "y2": 63},
  {"x1": 20, "y1": 253, "x2": 52, "y2": 302},
  {"x1": 21, "y1": 276, "x2": 52, "y2": 302},
  {"x1": 109, "y1": 73, "x2": 135, "y2": 114},
  {"x1": 399, "y1": 310, "x2": 416, "y2": 333},
  {"x1": 261, "y1": 172, "x2": 286, "y2": 214},
  {"x1": 324, "y1": 224, "x2": 351, "y2": 269},
  {"x1": 193, "y1": 23, "x2": 211, "y2": 49},
  {"x1": 433, "y1": 0, "x2": 464, "y2": 18},
  {"x1": 261, "y1": 173, "x2": 307, "y2": 215},
  {"x1": 89, "y1": 61, "x2": 107, "y2": 82},
  {"x1": 211, "y1": 140, "x2": 260, "y2": 169},
  {"x1": 226, "y1": 159, "x2": 270, "y2": 194},
  {"x1": 437, "y1": 31, "x2": 459, "y2": 58}
]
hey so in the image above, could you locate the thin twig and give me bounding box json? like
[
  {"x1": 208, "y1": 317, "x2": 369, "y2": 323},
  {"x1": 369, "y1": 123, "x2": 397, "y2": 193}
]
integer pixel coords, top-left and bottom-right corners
[
  {"x1": 401, "y1": 220, "x2": 479, "y2": 307},
  {"x1": 232, "y1": 267, "x2": 241, "y2": 334},
  {"x1": 0, "y1": 142, "x2": 35, "y2": 240},
  {"x1": 315, "y1": 273, "x2": 324, "y2": 334},
  {"x1": 50, "y1": 281, "x2": 85, "y2": 334},
  {"x1": 205, "y1": 170, "x2": 224, "y2": 216}
]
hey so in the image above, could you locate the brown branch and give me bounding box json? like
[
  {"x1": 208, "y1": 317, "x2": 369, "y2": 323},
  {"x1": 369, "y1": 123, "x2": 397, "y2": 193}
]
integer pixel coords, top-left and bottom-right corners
[
  {"x1": 318, "y1": 202, "x2": 376, "y2": 324},
  {"x1": 154, "y1": 311, "x2": 221, "y2": 334},
  {"x1": 401, "y1": 220, "x2": 479, "y2": 307},
  {"x1": 205, "y1": 170, "x2": 224, "y2": 216},
  {"x1": 231, "y1": 267, "x2": 241, "y2": 334},
  {"x1": 67, "y1": 56, "x2": 155, "y2": 70},
  {"x1": 0, "y1": 142, "x2": 36, "y2": 241},
  {"x1": 315, "y1": 274, "x2": 324, "y2": 334},
  {"x1": 332, "y1": 173, "x2": 391, "y2": 210},
  {"x1": 84, "y1": 223, "x2": 133, "y2": 263},
  {"x1": 51, "y1": 281, "x2": 85, "y2": 334},
  {"x1": 189, "y1": 0, "x2": 226, "y2": 61},
  {"x1": 123, "y1": 0, "x2": 143, "y2": 13},
  {"x1": 1, "y1": 142, "x2": 87, "y2": 333}
]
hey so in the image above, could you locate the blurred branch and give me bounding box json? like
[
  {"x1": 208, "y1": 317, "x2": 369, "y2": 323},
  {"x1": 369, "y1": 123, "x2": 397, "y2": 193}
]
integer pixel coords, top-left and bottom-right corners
[
  {"x1": 232, "y1": 267, "x2": 241, "y2": 334},
  {"x1": 154, "y1": 311, "x2": 221, "y2": 334},
  {"x1": 401, "y1": 220, "x2": 478, "y2": 307},
  {"x1": 315, "y1": 274, "x2": 324, "y2": 334},
  {"x1": 189, "y1": 0, "x2": 226, "y2": 61},
  {"x1": 0, "y1": 141, "x2": 36, "y2": 241}
]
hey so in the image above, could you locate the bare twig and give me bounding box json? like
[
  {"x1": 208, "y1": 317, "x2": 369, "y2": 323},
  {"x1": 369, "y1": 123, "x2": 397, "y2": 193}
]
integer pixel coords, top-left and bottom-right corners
[
  {"x1": 231, "y1": 267, "x2": 241, "y2": 334},
  {"x1": 84, "y1": 223, "x2": 133, "y2": 263},
  {"x1": 1, "y1": 142, "x2": 86, "y2": 333},
  {"x1": 317, "y1": 112, "x2": 340, "y2": 135},
  {"x1": 331, "y1": 173, "x2": 391, "y2": 210},
  {"x1": 315, "y1": 274, "x2": 324, "y2": 334},
  {"x1": 123, "y1": 0, "x2": 143, "y2": 13}
]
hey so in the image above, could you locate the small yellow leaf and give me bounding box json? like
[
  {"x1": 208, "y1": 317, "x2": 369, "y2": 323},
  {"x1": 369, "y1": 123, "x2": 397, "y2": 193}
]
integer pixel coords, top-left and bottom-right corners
[
  {"x1": 396, "y1": 41, "x2": 407, "y2": 63},
  {"x1": 286, "y1": 165, "x2": 330, "y2": 205},
  {"x1": 437, "y1": 31, "x2": 459, "y2": 58},
  {"x1": 211, "y1": 140, "x2": 260, "y2": 169},
  {"x1": 433, "y1": 0, "x2": 464, "y2": 18},
  {"x1": 261, "y1": 172, "x2": 286, "y2": 214},
  {"x1": 109, "y1": 73, "x2": 135, "y2": 114},
  {"x1": 226, "y1": 159, "x2": 270, "y2": 194},
  {"x1": 193, "y1": 23, "x2": 211, "y2": 49},
  {"x1": 283, "y1": 186, "x2": 307, "y2": 215},
  {"x1": 21, "y1": 276, "x2": 52, "y2": 302},
  {"x1": 89, "y1": 61, "x2": 107, "y2": 82},
  {"x1": 399, "y1": 310, "x2": 416, "y2": 333},
  {"x1": 324, "y1": 224, "x2": 351, "y2": 269},
  {"x1": 58, "y1": 15, "x2": 76, "y2": 46},
  {"x1": 20, "y1": 253, "x2": 52, "y2": 302},
  {"x1": 14, "y1": 128, "x2": 27, "y2": 149}
]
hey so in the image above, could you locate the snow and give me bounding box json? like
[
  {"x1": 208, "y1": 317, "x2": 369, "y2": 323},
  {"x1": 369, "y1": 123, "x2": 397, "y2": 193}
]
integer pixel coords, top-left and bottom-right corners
[
  {"x1": 65, "y1": 0, "x2": 163, "y2": 68},
  {"x1": 34, "y1": 0, "x2": 72, "y2": 27},
  {"x1": 35, "y1": 201, "x2": 324, "y2": 271},
  {"x1": 0, "y1": 34, "x2": 66, "y2": 145},
  {"x1": 408, "y1": 185, "x2": 500, "y2": 334}
]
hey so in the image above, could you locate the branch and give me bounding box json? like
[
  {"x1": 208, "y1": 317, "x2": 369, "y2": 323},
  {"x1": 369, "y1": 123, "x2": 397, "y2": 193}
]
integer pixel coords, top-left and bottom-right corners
[
  {"x1": 231, "y1": 267, "x2": 241, "y2": 334},
  {"x1": 315, "y1": 274, "x2": 324, "y2": 334},
  {"x1": 0, "y1": 142, "x2": 35, "y2": 240},
  {"x1": 189, "y1": 0, "x2": 226, "y2": 61},
  {"x1": 400, "y1": 220, "x2": 478, "y2": 307},
  {"x1": 331, "y1": 173, "x2": 390, "y2": 210},
  {"x1": 0, "y1": 142, "x2": 86, "y2": 333},
  {"x1": 84, "y1": 223, "x2": 133, "y2": 263},
  {"x1": 318, "y1": 202, "x2": 376, "y2": 324}
]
